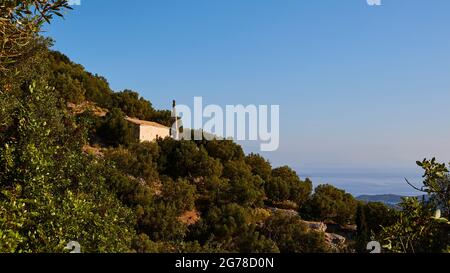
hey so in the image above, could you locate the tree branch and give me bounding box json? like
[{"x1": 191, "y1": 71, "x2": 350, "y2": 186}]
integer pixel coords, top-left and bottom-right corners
[{"x1": 404, "y1": 178, "x2": 427, "y2": 193}]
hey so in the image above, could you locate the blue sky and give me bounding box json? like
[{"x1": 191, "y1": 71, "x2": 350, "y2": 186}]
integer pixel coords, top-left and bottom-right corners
[{"x1": 46, "y1": 0, "x2": 450, "y2": 193}]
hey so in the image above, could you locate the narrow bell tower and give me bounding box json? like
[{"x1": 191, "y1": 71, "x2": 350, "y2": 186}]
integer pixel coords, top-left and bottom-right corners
[{"x1": 172, "y1": 100, "x2": 179, "y2": 140}]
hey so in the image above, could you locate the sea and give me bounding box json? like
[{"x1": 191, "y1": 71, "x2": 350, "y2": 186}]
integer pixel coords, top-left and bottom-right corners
[
  {"x1": 240, "y1": 143, "x2": 425, "y2": 197},
  {"x1": 298, "y1": 169, "x2": 424, "y2": 197}
]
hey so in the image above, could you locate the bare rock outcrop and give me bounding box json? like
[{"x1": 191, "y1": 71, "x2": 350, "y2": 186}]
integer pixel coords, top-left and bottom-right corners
[
  {"x1": 325, "y1": 233, "x2": 347, "y2": 252},
  {"x1": 301, "y1": 221, "x2": 328, "y2": 233}
]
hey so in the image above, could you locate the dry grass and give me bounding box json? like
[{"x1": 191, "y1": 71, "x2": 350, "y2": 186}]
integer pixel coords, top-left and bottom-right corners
[
  {"x1": 178, "y1": 210, "x2": 200, "y2": 226},
  {"x1": 67, "y1": 101, "x2": 108, "y2": 117},
  {"x1": 82, "y1": 145, "x2": 104, "y2": 158}
]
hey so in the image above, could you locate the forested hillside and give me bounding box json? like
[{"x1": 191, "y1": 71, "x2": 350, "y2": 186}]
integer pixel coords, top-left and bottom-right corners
[{"x1": 1, "y1": 1, "x2": 448, "y2": 253}]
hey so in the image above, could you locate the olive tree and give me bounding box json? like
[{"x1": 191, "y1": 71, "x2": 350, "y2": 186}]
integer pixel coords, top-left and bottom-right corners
[{"x1": 1, "y1": 0, "x2": 71, "y2": 72}]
